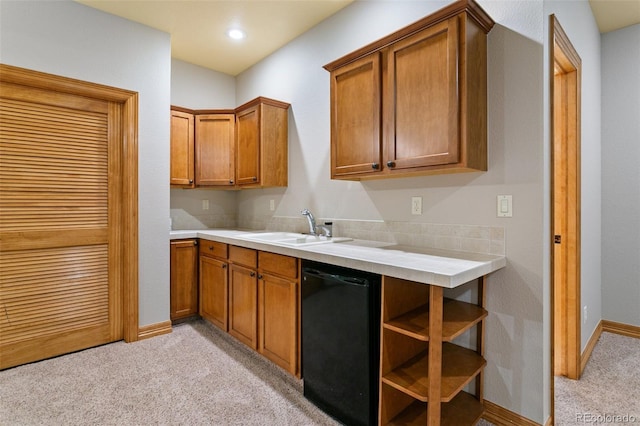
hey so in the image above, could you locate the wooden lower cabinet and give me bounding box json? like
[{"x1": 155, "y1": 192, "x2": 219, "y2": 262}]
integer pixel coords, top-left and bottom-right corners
[
  {"x1": 199, "y1": 241, "x2": 229, "y2": 330},
  {"x1": 170, "y1": 239, "x2": 199, "y2": 322},
  {"x1": 258, "y1": 251, "x2": 299, "y2": 376},
  {"x1": 224, "y1": 245, "x2": 300, "y2": 376},
  {"x1": 228, "y1": 263, "x2": 259, "y2": 348},
  {"x1": 379, "y1": 276, "x2": 487, "y2": 426}
]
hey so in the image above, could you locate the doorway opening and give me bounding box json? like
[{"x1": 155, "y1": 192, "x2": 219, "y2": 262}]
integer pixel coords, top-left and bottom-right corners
[{"x1": 550, "y1": 15, "x2": 582, "y2": 384}]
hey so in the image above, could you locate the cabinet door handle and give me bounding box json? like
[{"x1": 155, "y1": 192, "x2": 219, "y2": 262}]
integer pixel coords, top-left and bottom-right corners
[
  {"x1": 250, "y1": 272, "x2": 256, "y2": 277},
  {"x1": 222, "y1": 263, "x2": 227, "y2": 269},
  {"x1": 229, "y1": 180, "x2": 234, "y2": 184},
  {"x1": 189, "y1": 179, "x2": 194, "y2": 184},
  {"x1": 193, "y1": 240, "x2": 198, "y2": 246},
  {"x1": 386, "y1": 161, "x2": 396, "y2": 168},
  {"x1": 371, "y1": 163, "x2": 380, "y2": 170},
  {"x1": 252, "y1": 176, "x2": 257, "y2": 182},
  {"x1": 257, "y1": 274, "x2": 263, "y2": 280}
]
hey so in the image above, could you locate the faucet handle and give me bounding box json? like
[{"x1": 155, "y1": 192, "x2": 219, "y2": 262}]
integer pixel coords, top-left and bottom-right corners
[{"x1": 318, "y1": 222, "x2": 333, "y2": 237}]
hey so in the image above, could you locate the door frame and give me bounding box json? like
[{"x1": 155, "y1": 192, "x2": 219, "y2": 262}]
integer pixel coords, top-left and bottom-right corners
[
  {"x1": 550, "y1": 14, "x2": 582, "y2": 382},
  {"x1": 0, "y1": 64, "x2": 139, "y2": 342}
]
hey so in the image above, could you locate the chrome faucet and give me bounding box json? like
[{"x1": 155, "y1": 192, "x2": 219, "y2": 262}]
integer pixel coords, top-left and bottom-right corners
[
  {"x1": 301, "y1": 209, "x2": 317, "y2": 234},
  {"x1": 301, "y1": 209, "x2": 333, "y2": 237}
]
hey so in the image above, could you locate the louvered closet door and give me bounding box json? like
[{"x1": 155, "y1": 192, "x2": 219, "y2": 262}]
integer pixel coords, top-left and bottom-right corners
[{"x1": 0, "y1": 82, "x2": 123, "y2": 369}]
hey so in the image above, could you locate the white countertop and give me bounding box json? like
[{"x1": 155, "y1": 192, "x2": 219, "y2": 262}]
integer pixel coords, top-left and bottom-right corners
[{"x1": 170, "y1": 229, "x2": 506, "y2": 288}]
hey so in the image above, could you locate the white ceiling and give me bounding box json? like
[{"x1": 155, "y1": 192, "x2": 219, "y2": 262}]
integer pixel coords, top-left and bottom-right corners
[
  {"x1": 589, "y1": 0, "x2": 640, "y2": 33},
  {"x1": 76, "y1": 0, "x2": 639, "y2": 76},
  {"x1": 76, "y1": 0, "x2": 353, "y2": 76}
]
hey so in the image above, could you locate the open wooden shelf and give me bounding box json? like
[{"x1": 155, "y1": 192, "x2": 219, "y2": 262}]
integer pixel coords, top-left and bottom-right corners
[
  {"x1": 382, "y1": 342, "x2": 486, "y2": 402},
  {"x1": 379, "y1": 273, "x2": 488, "y2": 425},
  {"x1": 384, "y1": 299, "x2": 487, "y2": 341},
  {"x1": 387, "y1": 391, "x2": 484, "y2": 426}
]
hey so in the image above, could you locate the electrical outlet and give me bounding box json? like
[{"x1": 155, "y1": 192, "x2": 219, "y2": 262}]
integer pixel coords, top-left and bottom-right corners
[
  {"x1": 583, "y1": 306, "x2": 588, "y2": 324},
  {"x1": 411, "y1": 197, "x2": 422, "y2": 215},
  {"x1": 202, "y1": 199, "x2": 209, "y2": 210},
  {"x1": 269, "y1": 199, "x2": 275, "y2": 211}
]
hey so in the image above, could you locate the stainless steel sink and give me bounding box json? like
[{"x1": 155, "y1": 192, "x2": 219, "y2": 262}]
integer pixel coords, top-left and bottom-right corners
[{"x1": 240, "y1": 232, "x2": 351, "y2": 246}]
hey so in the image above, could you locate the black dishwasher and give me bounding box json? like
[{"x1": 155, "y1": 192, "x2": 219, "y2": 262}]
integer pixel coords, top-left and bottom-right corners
[{"x1": 301, "y1": 260, "x2": 381, "y2": 426}]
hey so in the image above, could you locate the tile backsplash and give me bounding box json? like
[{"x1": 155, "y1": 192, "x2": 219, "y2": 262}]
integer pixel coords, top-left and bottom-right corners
[
  {"x1": 237, "y1": 214, "x2": 505, "y2": 256},
  {"x1": 170, "y1": 209, "x2": 237, "y2": 230}
]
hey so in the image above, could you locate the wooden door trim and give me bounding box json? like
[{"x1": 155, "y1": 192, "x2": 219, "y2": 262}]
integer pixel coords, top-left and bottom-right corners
[
  {"x1": 550, "y1": 10, "x2": 582, "y2": 388},
  {"x1": 0, "y1": 64, "x2": 139, "y2": 342}
]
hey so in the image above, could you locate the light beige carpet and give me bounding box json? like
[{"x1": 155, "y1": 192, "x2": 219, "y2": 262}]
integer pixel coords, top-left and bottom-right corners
[
  {"x1": 554, "y1": 331, "x2": 640, "y2": 425},
  {"x1": 0, "y1": 320, "x2": 338, "y2": 425},
  {"x1": 3, "y1": 321, "x2": 636, "y2": 426}
]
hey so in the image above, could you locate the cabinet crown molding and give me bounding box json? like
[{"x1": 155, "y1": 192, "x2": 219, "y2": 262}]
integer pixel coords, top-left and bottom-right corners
[
  {"x1": 323, "y1": 0, "x2": 494, "y2": 72},
  {"x1": 171, "y1": 97, "x2": 290, "y2": 116}
]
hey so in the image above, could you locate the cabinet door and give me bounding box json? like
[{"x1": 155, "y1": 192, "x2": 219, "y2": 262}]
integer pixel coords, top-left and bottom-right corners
[
  {"x1": 385, "y1": 17, "x2": 460, "y2": 170},
  {"x1": 195, "y1": 114, "x2": 236, "y2": 187},
  {"x1": 199, "y1": 255, "x2": 228, "y2": 331},
  {"x1": 228, "y1": 264, "x2": 258, "y2": 349},
  {"x1": 170, "y1": 240, "x2": 198, "y2": 321},
  {"x1": 330, "y1": 52, "x2": 382, "y2": 178},
  {"x1": 258, "y1": 273, "x2": 298, "y2": 375},
  {"x1": 170, "y1": 110, "x2": 194, "y2": 186},
  {"x1": 235, "y1": 104, "x2": 260, "y2": 186}
]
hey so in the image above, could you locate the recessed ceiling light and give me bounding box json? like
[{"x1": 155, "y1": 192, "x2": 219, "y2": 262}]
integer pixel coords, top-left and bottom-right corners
[{"x1": 227, "y1": 28, "x2": 246, "y2": 40}]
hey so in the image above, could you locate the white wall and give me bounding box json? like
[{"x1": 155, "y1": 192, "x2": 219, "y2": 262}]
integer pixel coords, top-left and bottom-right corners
[
  {"x1": 171, "y1": 58, "x2": 235, "y2": 109},
  {"x1": 235, "y1": 0, "x2": 548, "y2": 422},
  {"x1": 0, "y1": 1, "x2": 172, "y2": 327},
  {"x1": 601, "y1": 24, "x2": 640, "y2": 327}
]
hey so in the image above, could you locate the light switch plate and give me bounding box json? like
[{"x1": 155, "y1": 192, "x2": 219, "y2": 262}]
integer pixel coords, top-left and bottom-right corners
[
  {"x1": 497, "y1": 195, "x2": 512, "y2": 217},
  {"x1": 202, "y1": 199, "x2": 209, "y2": 210}
]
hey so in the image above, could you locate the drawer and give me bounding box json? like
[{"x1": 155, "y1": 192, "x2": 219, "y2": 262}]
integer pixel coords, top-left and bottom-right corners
[
  {"x1": 229, "y1": 245, "x2": 257, "y2": 268},
  {"x1": 199, "y1": 240, "x2": 228, "y2": 259},
  {"x1": 259, "y1": 251, "x2": 298, "y2": 279}
]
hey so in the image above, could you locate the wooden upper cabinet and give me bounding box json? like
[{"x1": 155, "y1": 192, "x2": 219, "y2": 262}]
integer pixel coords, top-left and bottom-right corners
[
  {"x1": 324, "y1": 0, "x2": 494, "y2": 180},
  {"x1": 170, "y1": 97, "x2": 289, "y2": 189},
  {"x1": 235, "y1": 104, "x2": 261, "y2": 186},
  {"x1": 386, "y1": 17, "x2": 460, "y2": 171},
  {"x1": 170, "y1": 109, "x2": 195, "y2": 187},
  {"x1": 195, "y1": 113, "x2": 235, "y2": 187},
  {"x1": 330, "y1": 52, "x2": 382, "y2": 179},
  {"x1": 235, "y1": 97, "x2": 290, "y2": 188}
]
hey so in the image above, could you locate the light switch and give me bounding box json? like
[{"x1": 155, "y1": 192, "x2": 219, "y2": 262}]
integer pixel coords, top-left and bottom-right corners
[{"x1": 497, "y1": 195, "x2": 512, "y2": 217}]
